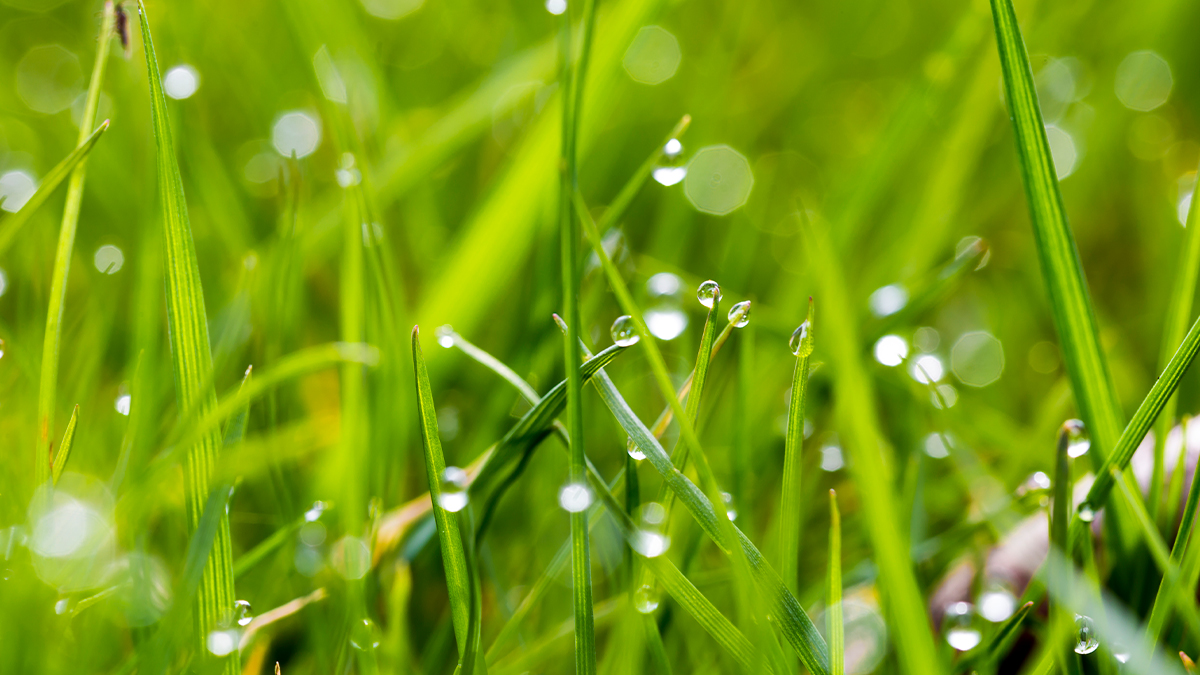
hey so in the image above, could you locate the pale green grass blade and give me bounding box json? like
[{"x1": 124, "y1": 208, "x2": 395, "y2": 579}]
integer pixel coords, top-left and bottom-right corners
[
  {"x1": 438, "y1": 327, "x2": 540, "y2": 402},
  {"x1": 51, "y1": 404, "x2": 79, "y2": 486},
  {"x1": 801, "y1": 218, "x2": 940, "y2": 675},
  {"x1": 222, "y1": 367, "x2": 253, "y2": 447},
  {"x1": 138, "y1": 4, "x2": 236, "y2": 670},
  {"x1": 1082, "y1": 313, "x2": 1200, "y2": 510},
  {"x1": 412, "y1": 326, "x2": 472, "y2": 656},
  {"x1": 781, "y1": 298, "x2": 814, "y2": 594},
  {"x1": 1151, "y1": 161, "x2": 1200, "y2": 521},
  {"x1": 828, "y1": 489, "x2": 843, "y2": 675},
  {"x1": 33, "y1": 1, "x2": 116, "y2": 489},
  {"x1": 989, "y1": 0, "x2": 1123, "y2": 459},
  {"x1": 1147, "y1": 444, "x2": 1200, "y2": 642},
  {"x1": 233, "y1": 512, "x2": 309, "y2": 579},
  {"x1": 0, "y1": 121, "x2": 109, "y2": 257}
]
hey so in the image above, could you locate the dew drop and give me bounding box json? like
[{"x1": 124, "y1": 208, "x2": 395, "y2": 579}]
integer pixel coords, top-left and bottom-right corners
[
  {"x1": 233, "y1": 599, "x2": 253, "y2": 627},
  {"x1": 644, "y1": 305, "x2": 687, "y2": 340},
  {"x1": 611, "y1": 315, "x2": 640, "y2": 347},
  {"x1": 350, "y1": 617, "x2": 381, "y2": 651},
  {"x1": 626, "y1": 436, "x2": 646, "y2": 461},
  {"x1": 696, "y1": 280, "x2": 721, "y2": 309},
  {"x1": 664, "y1": 138, "x2": 683, "y2": 157},
  {"x1": 435, "y1": 325, "x2": 456, "y2": 349},
  {"x1": 207, "y1": 629, "x2": 240, "y2": 656},
  {"x1": 727, "y1": 300, "x2": 751, "y2": 328},
  {"x1": 652, "y1": 166, "x2": 687, "y2": 186},
  {"x1": 646, "y1": 272, "x2": 682, "y2": 299},
  {"x1": 55, "y1": 597, "x2": 70, "y2": 615},
  {"x1": 790, "y1": 321, "x2": 814, "y2": 357},
  {"x1": 438, "y1": 467, "x2": 469, "y2": 512},
  {"x1": 721, "y1": 492, "x2": 737, "y2": 521},
  {"x1": 1074, "y1": 614, "x2": 1099, "y2": 654},
  {"x1": 977, "y1": 586, "x2": 1016, "y2": 623},
  {"x1": 304, "y1": 501, "x2": 328, "y2": 522},
  {"x1": 943, "y1": 601, "x2": 982, "y2": 651},
  {"x1": 633, "y1": 584, "x2": 660, "y2": 613},
  {"x1": 558, "y1": 483, "x2": 593, "y2": 513},
  {"x1": 632, "y1": 529, "x2": 670, "y2": 557},
  {"x1": 1064, "y1": 419, "x2": 1090, "y2": 458},
  {"x1": 1078, "y1": 504, "x2": 1096, "y2": 523},
  {"x1": 115, "y1": 393, "x2": 131, "y2": 416}
]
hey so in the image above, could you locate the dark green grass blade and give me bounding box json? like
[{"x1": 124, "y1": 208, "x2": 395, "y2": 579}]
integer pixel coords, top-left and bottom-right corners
[
  {"x1": 460, "y1": 507, "x2": 486, "y2": 675},
  {"x1": 828, "y1": 490, "x2": 843, "y2": 675},
  {"x1": 0, "y1": 121, "x2": 110, "y2": 257},
  {"x1": 1147, "y1": 447, "x2": 1200, "y2": 641},
  {"x1": 33, "y1": 2, "x2": 116, "y2": 489},
  {"x1": 412, "y1": 327, "x2": 472, "y2": 655},
  {"x1": 138, "y1": 4, "x2": 236, "y2": 668},
  {"x1": 1082, "y1": 313, "x2": 1200, "y2": 510},
  {"x1": 51, "y1": 404, "x2": 79, "y2": 485},
  {"x1": 989, "y1": 0, "x2": 1124, "y2": 460},
  {"x1": 781, "y1": 298, "x2": 814, "y2": 594}
]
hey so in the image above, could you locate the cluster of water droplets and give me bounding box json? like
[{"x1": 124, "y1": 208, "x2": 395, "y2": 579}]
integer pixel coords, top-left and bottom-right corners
[
  {"x1": 652, "y1": 138, "x2": 687, "y2": 186},
  {"x1": 438, "y1": 467, "x2": 470, "y2": 512},
  {"x1": 632, "y1": 502, "x2": 670, "y2": 558}
]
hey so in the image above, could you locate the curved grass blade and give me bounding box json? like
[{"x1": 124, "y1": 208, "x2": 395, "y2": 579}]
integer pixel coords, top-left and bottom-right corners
[
  {"x1": 828, "y1": 490, "x2": 843, "y2": 675},
  {"x1": 33, "y1": 2, "x2": 116, "y2": 489},
  {"x1": 989, "y1": 0, "x2": 1123, "y2": 460},
  {"x1": 413, "y1": 327, "x2": 471, "y2": 656},
  {"x1": 781, "y1": 299, "x2": 814, "y2": 594},
  {"x1": 222, "y1": 367, "x2": 253, "y2": 447},
  {"x1": 1147, "y1": 445, "x2": 1200, "y2": 642},
  {"x1": 0, "y1": 121, "x2": 110, "y2": 257},
  {"x1": 138, "y1": 4, "x2": 237, "y2": 668},
  {"x1": 51, "y1": 404, "x2": 79, "y2": 485}
]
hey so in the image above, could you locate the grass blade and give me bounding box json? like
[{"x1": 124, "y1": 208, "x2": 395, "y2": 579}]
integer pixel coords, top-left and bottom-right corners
[
  {"x1": 781, "y1": 298, "x2": 814, "y2": 594},
  {"x1": 33, "y1": 1, "x2": 116, "y2": 489},
  {"x1": 989, "y1": 0, "x2": 1124, "y2": 460},
  {"x1": 51, "y1": 404, "x2": 79, "y2": 485},
  {"x1": 1147, "y1": 442, "x2": 1200, "y2": 641},
  {"x1": 828, "y1": 489, "x2": 843, "y2": 675},
  {"x1": 587, "y1": 114, "x2": 691, "y2": 236},
  {"x1": 412, "y1": 326, "x2": 472, "y2": 657},
  {"x1": 137, "y1": 4, "x2": 236, "y2": 667},
  {"x1": 0, "y1": 121, "x2": 110, "y2": 257}
]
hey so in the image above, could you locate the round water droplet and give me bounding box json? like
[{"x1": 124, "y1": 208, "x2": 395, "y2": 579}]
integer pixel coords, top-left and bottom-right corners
[
  {"x1": 611, "y1": 315, "x2": 640, "y2": 347},
  {"x1": 234, "y1": 599, "x2": 253, "y2": 627},
  {"x1": 1064, "y1": 419, "x2": 1090, "y2": 457},
  {"x1": 1074, "y1": 614, "x2": 1099, "y2": 654},
  {"x1": 1078, "y1": 504, "x2": 1096, "y2": 523},
  {"x1": 55, "y1": 597, "x2": 71, "y2": 615},
  {"x1": 721, "y1": 492, "x2": 738, "y2": 521},
  {"x1": 943, "y1": 601, "x2": 982, "y2": 651},
  {"x1": 558, "y1": 483, "x2": 593, "y2": 513},
  {"x1": 977, "y1": 586, "x2": 1016, "y2": 623},
  {"x1": 664, "y1": 138, "x2": 683, "y2": 157},
  {"x1": 633, "y1": 584, "x2": 660, "y2": 613},
  {"x1": 727, "y1": 300, "x2": 751, "y2": 328},
  {"x1": 626, "y1": 436, "x2": 646, "y2": 461},
  {"x1": 697, "y1": 280, "x2": 721, "y2": 309},
  {"x1": 350, "y1": 617, "x2": 381, "y2": 651},
  {"x1": 639, "y1": 502, "x2": 667, "y2": 526},
  {"x1": 652, "y1": 166, "x2": 687, "y2": 186},
  {"x1": 438, "y1": 467, "x2": 470, "y2": 512},
  {"x1": 644, "y1": 305, "x2": 688, "y2": 340},
  {"x1": 790, "y1": 321, "x2": 815, "y2": 357},
  {"x1": 304, "y1": 501, "x2": 328, "y2": 522},
  {"x1": 632, "y1": 529, "x2": 670, "y2": 558},
  {"x1": 435, "y1": 325, "x2": 456, "y2": 349}
]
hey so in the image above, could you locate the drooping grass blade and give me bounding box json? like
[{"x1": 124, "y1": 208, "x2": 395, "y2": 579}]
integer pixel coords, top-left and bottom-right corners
[
  {"x1": 33, "y1": 1, "x2": 116, "y2": 489},
  {"x1": 138, "y1": 4, "x2": 236, "y2": 668},
  {"x1": 988, "y1": 0, "x2": 1124, "y2": 460},
  {"x1": 51, "y1": 404, "x2": 79, "y2": 485},
  {"x1": 0, "y1": 121, "x2": 110, "y2": 257},
  {"x1": 781, "y1": 298, "x2": 814, "y2": 594},
  {"x1": 828, "y1": 489, "x2": 844, "y2": 675},
  {"x1": 412, "y1": 327, "x2": 472, "y2": 657}
]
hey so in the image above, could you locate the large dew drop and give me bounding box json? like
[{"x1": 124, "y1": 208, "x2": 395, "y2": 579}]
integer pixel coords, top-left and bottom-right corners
[
  {"x1": 697, "y1": 280, "x2": 721, "y2": 309},
  {"x1": 438, "y1": 467, "x2": 469, "y2": 512},
  {"x1": 633, "y1": 584, "x2": 660, "y2": 613},
  {"x1": 233, "y1": 599, "x2": 253, "y2": 627},
  {"x1": 1074, "y1": 614, "x2": 1099, "y2": 654},
  {"x1": 558, "y1": 483, "x2": 593, "y2": 513},
  {"x1": 626, "y1": 436, "x2": 646, "y2": 461},
  {"x1": 790, "y1": 321, "x2": 814, "y2": 357},
  {"x1": 350, "y1": 617, "x2": 381, "y2": 651},
  {"x1": 611, "y1": 315, "x2": 640, "y2": 347},
  {"x1": 727, "y1": 300, "x2": 751, "y2": 328},
  {"x1": 943, "y1": 602, "x2": 982, "y2": 651},
  {"x1": 1064, "y1": 419, "x2": 1089, "y2": 458}
]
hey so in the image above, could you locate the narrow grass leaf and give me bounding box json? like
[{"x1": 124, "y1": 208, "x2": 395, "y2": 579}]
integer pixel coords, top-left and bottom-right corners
[
  {"x1": 1147, "y1": 446, "x2": 1200, "y2": 641},
  {"x1": 586, "y1": 114, "x2": 691, "y2": 236},
  {"x1": 828, "y1": 489, "x2": 844, "y2": 675},
  {"x1": 0, "y1": 121, "x2": 110, "y2": 257},
  {"x1": 51, "y1": 404, "x2": 79, "y2": 485},
  {"x1": 138, "y1": 4, "x2": 237, "y2": 668},
  {"x1": 781, "y1": 298, "x2": 814, "y2": 594}
]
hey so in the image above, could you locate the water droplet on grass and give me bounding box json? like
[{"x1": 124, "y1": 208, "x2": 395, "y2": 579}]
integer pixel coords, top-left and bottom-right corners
[
  {"x1": 652, "y1": 166, "x2": 686, "y2": 186},
  {"x1": 633, "y1": 529, "x2": 670, "y2": 557},
  {"x1": 697, "y1": 280, "x2": 721, "y2": 308},
  {"x1": 207, "y1": 629, "x2": 240, "y2": 656},
  {"x1": 873, "y1": 334, "x2": 906, "y2": 366},
  {"x1": 163, "y1": 64, "x2": 200, "y2": 100},
  {"x1": 627, "y1": 437, "x2": 646, "y2": 461},
  {"x1": 1078, "y1": 504, "x2": 1096, "y2": 523},
  {"x1": 647, "y1": 272, "x2": 682, "y2": 299},
  {"x1": 234, "y1": 599, "x2": 253, "y2": 627},
  {"x1": 869, "y1": 284, "x2": 908, "y2": 317},
  {"x1": 435, "y1": 325, "x2": 456, "y2": 348},
  {"x1": 610, "y1": 315, "x2": 640, "y2": 346},
  {"x1": 1074, "y1": 614, "x2": 1099, "y2": 654},
  {"x1": 438, "y1": 467, "x2": 469, "y2": 512},
  {"x1": 977, "y1": 586, "x2": 1016, "y2": 622},
  {"x1": 727, "y1": 301, "x2": 751, "y2": 327},
  {"x1": 558, "y1": 483, "x2": 592, "y2": 513},
  {"x1": 94, "y1": 245, "x2": 124, "y2": 274},
  {"x1": 910, "y1": 354, "x2": 944, "y2": 383},
  {"x1": 634, "y1": 584, "x2": 660, "y2": 613},
  {"x1": 350, "y1": 617, "x2": 381, "y2": 650},
  {"x1": 304, "y1": 501, "x2": 328, "y2": 522},
  {"x1": 664, "y1": 139, "x2": 683, "y2": 157},
  {"x1": 1065, "y1": 419, "x2": 1090, "y2": 457},
  {"x1": 645, "y1": 306, "x2": 686, "y2": 340},
  {"x1": 943, "y1": 602, "x2": 982, "y2": 651}
]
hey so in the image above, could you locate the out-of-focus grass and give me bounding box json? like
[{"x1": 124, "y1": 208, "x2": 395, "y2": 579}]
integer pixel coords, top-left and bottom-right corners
[{"x1": 4, "y1": 0, "x2": 1200, "y2": 673}]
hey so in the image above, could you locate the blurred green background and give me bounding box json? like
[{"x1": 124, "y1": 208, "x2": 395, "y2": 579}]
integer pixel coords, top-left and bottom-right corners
[{"x1": 3, "y1": 0, "x2": 1200, "y2": 672}]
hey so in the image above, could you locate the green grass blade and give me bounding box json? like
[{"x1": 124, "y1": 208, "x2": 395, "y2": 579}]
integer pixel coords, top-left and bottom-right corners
[
  {"x1": 412, "y1": 326, "x2": 472, "y2": 656},
  {"x1": 988, "y1": 0, "x2": 1123, "y2": 459},
  {"x1": 0, "y1": 121, "x2": 110, "y2": 257},
  {"x1": 222, "y1": 367, "x2": 253, "y2": 447},
  {"x1": 138, "y1": 4, "x2": 237, "y2": 669},
  {"x1": 33, "y1": 1, "x2": 116, "y2": 489},
  {"x1": 987, "y1": 601, "x2": 1033, "y2": 667},
  {"x1": 1151, "y1": 161, "x2": 1200, "y2": 520},
  {"x1": 51, "y1": 404, "x2": 79, "y2": 486},
  {"x1": 1082, "y1": 313, "x2": 1200, "y2": 510},
  {"x1": 438, "y1": 327, "x2": 540, "y2": 402},
  {"x1": 781, "y1": 298, "x2": 814, "y2": 594},
  {"x1": 587, "y1": 114, "x2": 691, "y2": 235},
  {"x1": 1147, "y1": 443, "x2": 1200, "y2": 642},
  {"x1": 233, "y1": 513, "x2": 308, "y2": 579},
  {"x1": 460, "y1": 507, "x2": 486, "y2": 675},
  {"x1": 828, "y1": 489, "x2": 843, "y2": 675}
]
